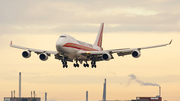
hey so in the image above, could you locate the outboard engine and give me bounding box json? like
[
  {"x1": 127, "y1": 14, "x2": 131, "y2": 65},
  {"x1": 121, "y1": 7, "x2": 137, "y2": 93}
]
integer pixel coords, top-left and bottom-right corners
[
  {"x1": 39, "y1": 53, "x2": 48, "y2": 61},
  {"x1": 102, "y1": 53, "x2": 112, "y2": 61},
  {"x1": 22, "y1": 51, "x2": 31, "y2": 58},
  {"x1": 132, "y1": 50, "x2": 141, "y2": 58}
]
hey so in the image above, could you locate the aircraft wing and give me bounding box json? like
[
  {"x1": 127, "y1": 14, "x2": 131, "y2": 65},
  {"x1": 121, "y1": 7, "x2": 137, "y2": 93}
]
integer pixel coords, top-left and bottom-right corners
[
  {"x1": 10, "y1": 41, "x2": 58, "y2": 55},
  {"x1": 81, "y1": 40, "x2": 172, "y2": 57}
]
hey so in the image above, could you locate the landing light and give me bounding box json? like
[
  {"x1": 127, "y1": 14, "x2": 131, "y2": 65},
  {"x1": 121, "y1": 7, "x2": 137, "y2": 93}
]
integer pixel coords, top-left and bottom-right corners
[{"x1": 86, "y1": 52, "x2": 90, "y2": 54}]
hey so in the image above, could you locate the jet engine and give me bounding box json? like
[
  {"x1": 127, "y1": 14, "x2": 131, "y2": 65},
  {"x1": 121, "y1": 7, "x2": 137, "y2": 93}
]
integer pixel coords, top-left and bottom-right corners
[
  {"x1": 39, "y1": 53, "x2": 48, "y2": 61},
  {"x1": 22, "y1": 51, "x2": 31, "y2": 58},
  {"x1": 132, "y1": 50, "x2": 141, "y2": 58},
  {"x1": 102, "y1": 53, "x2": 112, "y2": 61}
]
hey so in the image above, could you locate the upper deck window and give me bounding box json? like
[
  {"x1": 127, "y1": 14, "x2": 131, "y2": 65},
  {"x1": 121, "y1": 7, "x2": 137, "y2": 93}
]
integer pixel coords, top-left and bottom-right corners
[{"x1": 60, "y1": 36, "x2": 67, "y2": 38}]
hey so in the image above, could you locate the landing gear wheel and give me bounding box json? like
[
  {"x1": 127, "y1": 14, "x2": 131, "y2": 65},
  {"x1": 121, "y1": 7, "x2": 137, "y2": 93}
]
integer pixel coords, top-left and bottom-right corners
[
  {"x1": 94, "y1": 65, "x2": 96, "y2": 68},
  {"x1": 73, "y1": 63, "x2": 76, "y2": 67},
  {"x1": 73, "y1": 63, "x2": 79, "y2": 68},
  {"x1": 83, "y1": 63, "x2": 86, "y2": 67},
  {"x1": 77, "y1": 64, "x2": 79, "y2": 67},
  {"x1": 63, "y1": 64, "x2": 68, "y2": 68}
]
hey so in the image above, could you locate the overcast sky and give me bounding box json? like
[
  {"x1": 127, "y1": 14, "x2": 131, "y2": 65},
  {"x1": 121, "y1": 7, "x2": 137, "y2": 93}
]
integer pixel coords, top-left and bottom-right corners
[
  {"x1": 0, "y1": 0, "x2": 180, "y2": 35},
  {"x1": 0, "y1": 0, "x2": 180, "y2": 101}
]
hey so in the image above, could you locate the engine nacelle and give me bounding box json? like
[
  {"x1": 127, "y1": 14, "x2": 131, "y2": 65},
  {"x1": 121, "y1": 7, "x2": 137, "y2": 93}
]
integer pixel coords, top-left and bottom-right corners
[
  {"x1": 102, "y1": 53, "x2": 112, "y2": 61},
  {"x1": 39, "y1": 53, "x2": 48, "y2": 61},
  {"x1": 22, "y1": 51, "x2": 31, "y2": 58},
  {"x1": 132, "y1": 50, "x2": 141, "y2": 58}
]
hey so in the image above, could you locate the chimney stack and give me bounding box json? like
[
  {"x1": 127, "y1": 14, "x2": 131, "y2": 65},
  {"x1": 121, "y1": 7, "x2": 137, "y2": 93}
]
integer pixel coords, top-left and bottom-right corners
[
  {"x1": 45, "y1": 92, "x2": 47, "y2": 101},
  {"x1": 11, "y1": 91, "x2": 13, "y2": 98},
  {"x1": 159, "y1": 86, "x2": 161, "y2": 97},
  {"x1": 14, "y1": 90, "x2": 15, "y2": 98},
  {"x1": 102, "y1": 78, "x2": 106, "y2": 101},
  {"x1": 34, "y1": 91, "x2": 35, "y2": 98},
  {"x1": 86, "y1": 91, "x2": 88, "y2": 101},
  {"x1": 19, "y1": 72, "x2": 21, "y2": 98}
]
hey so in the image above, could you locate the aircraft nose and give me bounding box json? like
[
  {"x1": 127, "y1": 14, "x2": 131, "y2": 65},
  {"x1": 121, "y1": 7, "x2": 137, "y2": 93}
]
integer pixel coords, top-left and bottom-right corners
[
  {"x1": 56, "y1": 38, "x2": 63, "y2": 47},
  {"x1": 56, "y1": 38, "x2": 66, "y2": 52}
]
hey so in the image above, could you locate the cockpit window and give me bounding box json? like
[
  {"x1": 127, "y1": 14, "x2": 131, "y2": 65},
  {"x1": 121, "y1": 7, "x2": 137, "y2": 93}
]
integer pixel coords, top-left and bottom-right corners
[{"x1": 60, "y1": 36, "x2": 67, "y2": 38}]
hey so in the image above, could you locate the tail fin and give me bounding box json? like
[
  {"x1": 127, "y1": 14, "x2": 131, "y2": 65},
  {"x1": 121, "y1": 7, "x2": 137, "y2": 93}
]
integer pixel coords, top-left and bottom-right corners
[{"x1": 94, "y1": 23, "x2": 104, "y2": 48}]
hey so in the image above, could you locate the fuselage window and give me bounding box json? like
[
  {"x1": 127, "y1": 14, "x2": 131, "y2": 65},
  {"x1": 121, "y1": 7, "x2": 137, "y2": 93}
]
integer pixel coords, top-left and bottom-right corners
[{"x1": 60, "y1": 36, "x2": 67, "y2": 38}]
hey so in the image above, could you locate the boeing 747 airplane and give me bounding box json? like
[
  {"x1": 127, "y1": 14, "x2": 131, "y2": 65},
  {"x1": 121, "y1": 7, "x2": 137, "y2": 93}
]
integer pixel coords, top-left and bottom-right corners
[{"x1": 10, "y1": 23, "x2": 172, "y2": 68}]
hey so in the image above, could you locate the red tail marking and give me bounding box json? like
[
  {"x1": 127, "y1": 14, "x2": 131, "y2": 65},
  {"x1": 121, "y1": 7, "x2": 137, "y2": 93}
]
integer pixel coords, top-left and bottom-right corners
[{"x1": 97, "y1": 23, "x2": 104, "y2": 47}]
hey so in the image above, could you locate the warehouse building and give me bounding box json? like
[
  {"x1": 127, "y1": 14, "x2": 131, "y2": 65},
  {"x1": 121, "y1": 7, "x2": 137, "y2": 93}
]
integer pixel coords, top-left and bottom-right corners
[
  {"x1": 136, "y1": 97, "x2": 162, "y2": 101},
  {"x1": 4, "y1": 97, "x2": 40, "y2": 101}
]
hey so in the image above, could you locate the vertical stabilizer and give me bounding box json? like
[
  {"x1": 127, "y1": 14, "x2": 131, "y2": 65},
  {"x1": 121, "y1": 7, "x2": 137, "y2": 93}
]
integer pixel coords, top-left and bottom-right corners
[{"x1": 94, "y1": 23, "x2": 104, "y2": 48}]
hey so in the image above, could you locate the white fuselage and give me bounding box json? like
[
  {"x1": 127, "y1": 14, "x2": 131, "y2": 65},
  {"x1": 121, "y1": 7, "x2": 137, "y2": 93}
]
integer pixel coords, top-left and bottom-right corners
[{"x1": 56, "y1": 34, "x2": 102, "y2": 60}]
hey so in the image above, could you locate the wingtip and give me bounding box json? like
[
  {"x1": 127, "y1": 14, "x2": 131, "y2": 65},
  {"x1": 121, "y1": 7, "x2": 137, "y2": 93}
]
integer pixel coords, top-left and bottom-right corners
[{"x1": 168, "y1": 39, "x2": 173, "y2": 45}]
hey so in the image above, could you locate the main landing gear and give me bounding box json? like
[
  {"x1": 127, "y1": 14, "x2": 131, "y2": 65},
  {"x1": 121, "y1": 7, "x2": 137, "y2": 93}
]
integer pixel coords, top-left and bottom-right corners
[
  {"x1": 62, "y1": 59, "x2": 96, "y2": 68},
  {"x1": 91, "y1": 61, "x2": 96, "y2": 68},
  {"x1": 73, "y1": 60, "x2": 90, "y2": 68},
  {"x1": 73, "y1": 59, "x2": 79, "y2": 67},
  {"x1": 61, "y1": 60, "x2": 68, "y2": 68},
  {"x1": 73, "y1": 63, "x2": 79, "y2": 67},
  {"x1": 83, "y1": 61, "x2": 89, "y2": 67},
  {"x1": 74, "y1": 62, "x2": 89, "y2": 68},
  {"x1": 83, "y1": 63, "x2": 89, "y2": 67}
]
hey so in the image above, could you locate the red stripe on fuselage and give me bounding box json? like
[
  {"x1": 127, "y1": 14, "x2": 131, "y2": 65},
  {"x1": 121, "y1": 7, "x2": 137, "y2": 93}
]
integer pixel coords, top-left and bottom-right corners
[{"x1": 63, "y1": 43, "x2": 99, "y2": 51}]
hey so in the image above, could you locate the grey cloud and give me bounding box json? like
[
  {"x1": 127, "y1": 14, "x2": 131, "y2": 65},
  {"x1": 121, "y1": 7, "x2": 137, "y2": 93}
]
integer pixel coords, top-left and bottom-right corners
[
  {"x1": 0, "y1": 0, "x2": 180, "y2": 34},
  {"x1": 1, "y1": 22, "x2": 180, "y2": 35}
]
